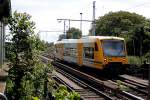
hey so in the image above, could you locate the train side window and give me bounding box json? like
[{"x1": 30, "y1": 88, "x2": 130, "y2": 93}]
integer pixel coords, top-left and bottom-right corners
[
  {"x1": 95, "y1": 42, "x2": 98, "y2": 51},
  {"x1": 90, "y1": 48, "x2": 94, "y2": 59},
  {"x1": 84, "y1": 47, "x2": 94, "y2": 59},
  {"x1": 71, "y1": 48, "x2": 77, "y2": 57}
]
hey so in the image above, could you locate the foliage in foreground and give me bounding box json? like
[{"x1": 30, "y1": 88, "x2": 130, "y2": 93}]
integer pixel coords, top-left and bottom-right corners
[
  {"x1": 116, "y1": 80, "x2": 130, "y2": 92},
  {"x1": 6, "y1": 11, "x2": 49, "y2": 100},
  {"x1": 6, "y1": 11, "x2": 81, "y2": 100},
  {"x1": 53, "y1": 85, "x2": 80, "y2": 100}
]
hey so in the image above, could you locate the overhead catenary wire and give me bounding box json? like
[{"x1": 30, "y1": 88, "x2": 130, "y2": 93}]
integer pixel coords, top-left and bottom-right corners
[{"x1": 125, "y1": 1, "x2": 150, "y2": 10}]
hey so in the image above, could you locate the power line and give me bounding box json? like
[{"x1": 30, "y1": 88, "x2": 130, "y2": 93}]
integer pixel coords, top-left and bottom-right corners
[
  {"x1": 57, "y1": 19, "x2": 92, "y2": 22},
  {"x1": 38, "y1": 30, "x2": 63, "y2": 33},
  {"x1": 37, "y1": 30, "x2": 64, "y2": 41},
  {"x1": 125, "y1": 1, "x2": 150, "y2": 10},
  {"x1": 57, "y1": 18, "x2": 93, "y2": 39}
]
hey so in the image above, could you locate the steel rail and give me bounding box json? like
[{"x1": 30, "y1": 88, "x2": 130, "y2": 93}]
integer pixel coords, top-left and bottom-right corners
[
  {"x1": 55, "y1": 67, "x2": 114, "y2": 100},
  {"x1": 40, "y1": 55, "x2": 147, "y2": 100},
  {"x1": 52, "y1": 61, "x2": 146, "y2": 100}
]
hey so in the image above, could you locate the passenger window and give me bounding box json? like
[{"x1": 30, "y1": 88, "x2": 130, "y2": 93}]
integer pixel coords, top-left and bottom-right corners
[
  {"x1": 84, "y1": 47, "x2": 94, "y2": 59},
  {"x1": 95, "y1": 42, "x2": 98, "y2": 51}
]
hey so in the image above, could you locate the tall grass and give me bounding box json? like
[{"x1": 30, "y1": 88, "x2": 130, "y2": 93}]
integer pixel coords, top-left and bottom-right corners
[
  {"x1": 128, "y1": 54, "x2": 150, "y2": 65},
  {"x1": 128, "y1": 56, "x2": 142, "y2": 65}
]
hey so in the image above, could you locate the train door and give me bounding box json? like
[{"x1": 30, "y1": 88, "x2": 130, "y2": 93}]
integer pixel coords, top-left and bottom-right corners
[
  {"x1": 77, "y1": 40, "x2": 83, "y2": 66},
  {"x1": 82, "y1": 41, "x2": 95, "y2": 68},
  {"x1": 94, "y1": 40, "x2": 103, "y2": 69}
]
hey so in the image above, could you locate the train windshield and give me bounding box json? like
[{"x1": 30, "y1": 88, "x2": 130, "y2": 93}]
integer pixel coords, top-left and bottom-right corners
[{"x1": 102, "y1": 40, "x2": 125, "y2": 57}]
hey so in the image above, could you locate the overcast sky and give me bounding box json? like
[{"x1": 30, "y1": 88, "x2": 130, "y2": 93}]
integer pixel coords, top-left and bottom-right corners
[{"x1": 11, "y1": 0, "x2": 150, "y2": 42}]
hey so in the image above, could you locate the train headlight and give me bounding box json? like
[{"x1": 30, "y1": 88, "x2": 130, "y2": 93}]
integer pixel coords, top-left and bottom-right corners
[{"x1": 104, "y1": 58, "x2": 107, "y2": 62}]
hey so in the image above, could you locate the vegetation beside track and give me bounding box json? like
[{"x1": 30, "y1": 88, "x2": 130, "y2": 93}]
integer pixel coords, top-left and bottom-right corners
[{"x1": 5, "y1": 11, "x2": 81, "y2": 100}]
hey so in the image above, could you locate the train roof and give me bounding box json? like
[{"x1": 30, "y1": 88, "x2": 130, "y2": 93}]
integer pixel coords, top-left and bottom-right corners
[
  {"x1": 54, "y1": 39, "x2": 79, "y2": 44},
  {"x1": 54, "y1": 36, "x2": 124, "y2": 44},
  {"x1": 82, "y1": 36, "x2": 124, "y2": 40}
]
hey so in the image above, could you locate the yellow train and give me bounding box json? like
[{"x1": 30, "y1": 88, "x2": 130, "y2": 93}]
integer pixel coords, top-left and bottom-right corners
[{"x1": 54, "y1": 36, "x2": 128, "y2": 72}]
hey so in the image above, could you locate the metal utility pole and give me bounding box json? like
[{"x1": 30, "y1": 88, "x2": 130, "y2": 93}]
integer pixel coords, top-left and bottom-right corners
[
  {"x1": 92, "y1": 1, "x2": 96, "y2": 36},
  {"x1": 0, "y1": 21, "x2": 4, "y2": 67},
  {"x1": 63, "y1": 20, "x2": 66, "y2": 39},
  {"x1": 0, "y1": 21, "x2": 2, "y2": 66},
  {"x1": 68, "y1": 19, "x2": 70, "y2": 31},
  {"x1": 2, "y1": 22, "x2": 5, "y2": 64},
  {"x1": 57, "y1": 19, "x2": 67, "y2": 39},
  {"x1": 0, "y1": 0, "x2": 11, "y2": 67},
  {"x1": 80, "y1": 13, "x2": 83, "y2": 33}
]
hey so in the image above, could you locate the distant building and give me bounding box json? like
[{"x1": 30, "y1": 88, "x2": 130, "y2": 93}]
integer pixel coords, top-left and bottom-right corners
[{"x1": 0, "y1": 0, "x2": 11, "y2": 67}]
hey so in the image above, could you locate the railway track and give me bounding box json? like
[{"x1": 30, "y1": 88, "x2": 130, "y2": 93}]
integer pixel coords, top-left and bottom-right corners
[
  {"x1": 117, "y1": 75, "x2": 148, "y2": 99},
  {"x1": 119, "y1": 74, "x2": 148, "y2": 88},
  {"x1": 41, "y1": 56, "x2": 148, "y2": 100},
  {"x1": 54, "y1": 68, "x2": 114, "y2": 100},
  {"x1": 52, "y1": 61, "x2": 146, "y2": 100},
  {"x1": 41, "y1": 55, "x2": 113, "y2": 99},
  {"x1": 109, "y1": 79, "x2": 147, "y2": 100},
  {"x1": 61, "y1": 61, "x2": 148, "y2": 100}
]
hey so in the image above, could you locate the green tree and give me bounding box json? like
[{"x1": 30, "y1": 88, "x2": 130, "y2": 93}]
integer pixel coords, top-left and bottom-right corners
[
  {"x1": 66, "y1": 27, "x2": 82, "y2": 39},
  {"x1": 95, "y1": 11, "x2": 146, "y2": 36},
  {"x1": 93, "y1": 11, "x2": 150, "y2": 56},
  {"x1": 58, "y1": 34, "x2": 65, "y2": 41},
  {"x1": 34, "y1": 35, "x2": 47, "y2": 51},
  {"x1": 7, "y1": 11, "x2": 48, "y2": 100},
  {"x1": 7, "y1": 11, "x2": 81, "y2": 100}
]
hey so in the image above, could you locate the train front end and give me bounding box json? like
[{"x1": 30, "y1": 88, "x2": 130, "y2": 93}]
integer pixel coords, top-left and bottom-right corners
[{"x1": 101, "y1": 39, "x2": 128, "y2": 74}]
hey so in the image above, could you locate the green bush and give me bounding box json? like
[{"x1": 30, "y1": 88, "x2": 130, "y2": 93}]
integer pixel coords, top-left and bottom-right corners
[
  {"x1": 53, "y1": 85, "x2": 81, "y2": 100},
  {"x1": 116, "y1": 80, "x2": 130, "y2": 91},
  {"x1": 128, "y1": 54, "x2": 150, "y2": 65},
  {"x1": 128, "y1": 56, "x2": 142, "y2": 65},
  {"x1": 143, "y1": 51, "x2": 150, "y2": 63}
]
